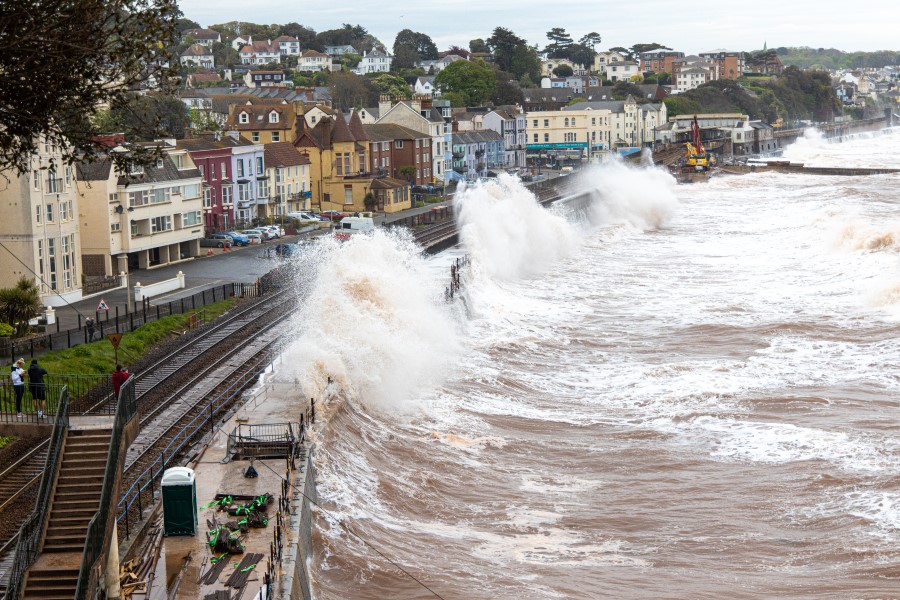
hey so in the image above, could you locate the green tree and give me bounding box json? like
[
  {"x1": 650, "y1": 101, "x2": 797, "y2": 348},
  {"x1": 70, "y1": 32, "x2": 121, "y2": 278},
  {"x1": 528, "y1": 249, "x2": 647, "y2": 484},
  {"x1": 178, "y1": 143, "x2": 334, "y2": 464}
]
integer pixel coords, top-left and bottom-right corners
[
  {"x1": 491, "y1": 72, "x2": 524, "y2": 106},
  {"x1": 487, "y1": 28, "x2": 540, "y2": 82},
  {"x1": 0, "y1": 0, "x2": 180, "y2": 174},
  {"x1": 399, "y1": 166, "x2": 417, "y2": 181},
  {"x1": 545, "y1": 27, "x2": 573, "y2": 58},
  {"x1": 278, "y1": 23, "x2": 317, "y2": 48},
  {"x1": 330, "y1": 72, "x2": 373, "y2": 111},
  {"x1": 567, "y1": 43, "x2": 595, "y2": 70},
  {"x1": 177, "y1": 17, "x2": 201, "y2": 32},
  {"x1": 446, "y1": 45, "x2": 470, "y2": 58},
  {"x1": 469, "y1": 38, "x2": 489, "y2": 53},
  {"x1": 629, "y1": 43, "x2": 671, "y2": 57},
  {"x1": 609, "y1": 46, "x2": 633, "y2": 60},
  {"x1": 434, "y1": 59, "x2": 496, "y2": 106},
  {"x1": 366, "y1": 72, "x2": 411, "y2": 99},
  {"x1": 0, "y1": 277, "x2": 42, "y2": 336},
  {"x1": 579, "y1": 32, "x2": 602, "y2": 51},
  {"x1": 393, "y1": 29, "x2": 438, "y2": 68},
  {"x1": 553, "y1": 64, "x2": 574, "y2": 77},
  {"x1": 111, "y1": 94, "x2": 190, "y2": 141}
]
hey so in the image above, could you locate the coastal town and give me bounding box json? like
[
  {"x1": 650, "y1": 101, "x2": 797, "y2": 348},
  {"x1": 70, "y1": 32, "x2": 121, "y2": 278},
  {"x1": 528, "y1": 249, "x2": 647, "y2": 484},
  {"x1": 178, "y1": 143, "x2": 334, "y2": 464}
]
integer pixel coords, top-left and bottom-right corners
[{"x1": 1, "y1": 5, "x2": 900, "y2": 599}]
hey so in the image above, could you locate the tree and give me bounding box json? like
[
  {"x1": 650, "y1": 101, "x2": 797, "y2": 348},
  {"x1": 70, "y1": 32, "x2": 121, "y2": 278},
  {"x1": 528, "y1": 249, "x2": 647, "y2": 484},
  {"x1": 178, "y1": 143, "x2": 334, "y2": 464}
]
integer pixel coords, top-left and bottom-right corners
[
  {"x1": 435, "y1": 60, "x2": 496, "y2": 106},
  {"x1": 329, "y1": 72, "x2": 373, "y2": 111},
  {"x1": 469, "y1": 38, "x2": 489, "y2": 54},
  {"x1": 393, "y1": 44, "x2": 420, "y2": 70},
  {"x1": 177, "y1": 17, "x2": 201, "y2": 31},
  {"x1": 278, "y1": 23, "x2": 317, "y2": 48},
  {"x1": 366, "y1": 72, "x2": 411, "y2": 99},
  {"x1": 0, "y1": 0, "x2": 180, "y2": 174},
  {"x1": 487, "y1": 28, "x2": 540, "y2": 82},
  {"x1": 364, "y1": 192, "x2": 376, "y2": 211},
  {"x1": 399, "y1": 166, "x2": 417, "y2": 181},
  {"x1": 545, "y1": 27, "x2": 573, "y2": 58},
  {"x1": 609, "y1": 46, "x2": 633, "y2": 60},
  {"x1": 629, "y1": 43, "x2": 671, "y2": 58},
  {"x1": 110, "y1": 94, "x2": 190, "y2": 141},
  {"x1": 491, "y1": 72, "x2": 524, "y2": 106},
  {"x1": 0, "y1": 277, "x2": 42, "y2": 336},
  {"x1": 393, "y1": 29, "x2": 438, "y2": 68},
  {"x1": 446, "y1": 46, "x2": 470, "y2": 59},
  {"x1": 188, "y1": 107, "x2": 221, "y2": 133},
  {"x1": 611, "y1": 81, "x2": 645, "y2": 101},
  {"x1": 579, "y1": 32, "x2": 602, "y2": 51},
  {"x1": 211, "y1": 41, "x2": 240, "y2": 69},
  {"x1": 567, "y1": 44, "x2": 595, "y2": 70},
  {"x1": 508, "y1": 45, "x2": 542, "y2": 84},
  {"x1": 553, "y1": 64, "x2": 574, "y2": 77}
]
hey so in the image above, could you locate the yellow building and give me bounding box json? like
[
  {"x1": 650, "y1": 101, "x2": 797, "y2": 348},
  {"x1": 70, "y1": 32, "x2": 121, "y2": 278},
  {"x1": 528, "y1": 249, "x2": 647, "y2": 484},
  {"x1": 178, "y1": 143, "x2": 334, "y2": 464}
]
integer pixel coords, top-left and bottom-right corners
[
  {"x1": 294, "y1": 110, "x2": 412, "y2": 214},
  {"x1": 263, "y1": 142, "x2": 311, "y2": 218},
  {"x1": 226, "y1": 103, "x2": 297, "y2": 145}
]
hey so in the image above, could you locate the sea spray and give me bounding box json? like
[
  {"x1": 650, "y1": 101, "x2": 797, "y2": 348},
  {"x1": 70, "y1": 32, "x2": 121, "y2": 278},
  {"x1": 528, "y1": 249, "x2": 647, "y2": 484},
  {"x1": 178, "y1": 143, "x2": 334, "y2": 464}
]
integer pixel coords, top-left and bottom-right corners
[
  {"x1": 577, "y1": 161, "x2": 679, "y2": 230},
  {"x1": 277, "y1": 229, "x2": 460, "y2": 413},
  {"x1": 455, "y1": 173, "x2": 578, "y2": 281}
]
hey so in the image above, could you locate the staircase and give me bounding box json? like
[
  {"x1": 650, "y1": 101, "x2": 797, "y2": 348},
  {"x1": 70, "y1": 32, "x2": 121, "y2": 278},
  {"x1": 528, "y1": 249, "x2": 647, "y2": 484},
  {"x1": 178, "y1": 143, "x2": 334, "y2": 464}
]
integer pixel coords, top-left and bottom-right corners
[{"x1": 20, "y1": 428, "x2": 111, "y2": 599}]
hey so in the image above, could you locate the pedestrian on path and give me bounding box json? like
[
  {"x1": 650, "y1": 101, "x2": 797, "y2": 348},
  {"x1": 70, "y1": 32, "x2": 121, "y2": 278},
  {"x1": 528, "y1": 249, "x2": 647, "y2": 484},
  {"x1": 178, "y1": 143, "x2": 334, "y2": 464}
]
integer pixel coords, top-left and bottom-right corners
[
  {"x1": 112, "y1": 364, "x2": 129, "y2": 399},
  {"x1": 10, "y1": 358, "x2": 26, "y2": 417},
  {"x1": 27, "y1": 359, "x2": 48, "y2": 418},
  {"x1": 85, "y1": 317, "x2": 96, "y2": 342}
]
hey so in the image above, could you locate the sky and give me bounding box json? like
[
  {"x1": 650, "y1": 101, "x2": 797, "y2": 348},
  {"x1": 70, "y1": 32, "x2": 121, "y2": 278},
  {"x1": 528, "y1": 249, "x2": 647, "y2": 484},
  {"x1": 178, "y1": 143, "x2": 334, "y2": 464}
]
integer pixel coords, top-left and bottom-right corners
[{"x1": 178, "y1": 0, "x2": 900, "y2": 55}]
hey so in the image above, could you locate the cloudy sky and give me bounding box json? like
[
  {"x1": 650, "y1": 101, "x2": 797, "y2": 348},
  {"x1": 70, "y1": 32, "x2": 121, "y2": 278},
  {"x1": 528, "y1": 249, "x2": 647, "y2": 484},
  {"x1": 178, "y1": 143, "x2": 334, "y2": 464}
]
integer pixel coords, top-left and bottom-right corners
[{"x1": 179, "y1": 0, "x2": 899, "y2": 55}]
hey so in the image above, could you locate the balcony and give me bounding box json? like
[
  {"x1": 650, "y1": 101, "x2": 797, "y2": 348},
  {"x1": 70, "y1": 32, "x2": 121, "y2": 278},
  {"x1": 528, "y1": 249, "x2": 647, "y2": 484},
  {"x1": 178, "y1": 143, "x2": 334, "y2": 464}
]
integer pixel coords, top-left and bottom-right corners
[{"x1": 452, "y1": 151, "x2": 465, "y2": 159}]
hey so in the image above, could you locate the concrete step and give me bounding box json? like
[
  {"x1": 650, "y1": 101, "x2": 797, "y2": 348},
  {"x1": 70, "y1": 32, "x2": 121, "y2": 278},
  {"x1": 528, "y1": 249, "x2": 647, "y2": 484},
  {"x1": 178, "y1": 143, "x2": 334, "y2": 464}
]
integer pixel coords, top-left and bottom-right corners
[
  {"x1": 48, "y1": 488, "x2": 101, "y2": 501},
  {"x1": 41, "y1": 542, "x2": 86, "y2": 553}
]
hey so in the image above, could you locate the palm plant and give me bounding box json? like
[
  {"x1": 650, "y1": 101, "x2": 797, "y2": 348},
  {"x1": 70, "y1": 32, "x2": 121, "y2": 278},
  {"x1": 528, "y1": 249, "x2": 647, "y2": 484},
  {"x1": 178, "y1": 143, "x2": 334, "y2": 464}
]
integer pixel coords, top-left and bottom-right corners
[{"x1": 0, "y1": 277, "x2": 42, "y2": 336}]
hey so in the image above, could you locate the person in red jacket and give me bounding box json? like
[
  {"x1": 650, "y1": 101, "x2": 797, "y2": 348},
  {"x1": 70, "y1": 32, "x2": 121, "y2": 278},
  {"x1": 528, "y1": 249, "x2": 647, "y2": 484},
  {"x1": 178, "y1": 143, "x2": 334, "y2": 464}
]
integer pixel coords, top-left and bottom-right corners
[{"x1": 112, "y1": 364, "x2": 130, "y2": 399}]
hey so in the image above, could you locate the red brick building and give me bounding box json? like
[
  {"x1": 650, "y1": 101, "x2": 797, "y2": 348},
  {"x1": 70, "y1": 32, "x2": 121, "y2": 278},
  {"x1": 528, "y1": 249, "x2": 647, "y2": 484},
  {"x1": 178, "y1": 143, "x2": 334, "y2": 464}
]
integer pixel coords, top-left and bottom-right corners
[{"x1": 363, "y1": 123, "x2": 433, "y2": 186}]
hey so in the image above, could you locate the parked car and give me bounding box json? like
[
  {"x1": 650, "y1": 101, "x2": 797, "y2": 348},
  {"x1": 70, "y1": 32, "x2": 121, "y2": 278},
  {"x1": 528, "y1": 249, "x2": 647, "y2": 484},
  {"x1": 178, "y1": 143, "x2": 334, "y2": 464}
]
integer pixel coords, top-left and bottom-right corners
[
  {"x1": 272, "y1": 243, "x2": 302, "y2": 257},
  {"x1": 319, "y1": 210, "x2": 350, "y2": 222},
  {"x1": 247, "y1": 227, "x2": 275, "y2": 240},
  {"x1": 200, "y1": 236, "x2": 232, "y2": 248},
  {"x1": 239, "y1": 230, "x2": 264, "y2": 244},
  {"x1": 266, "y1": 224, "x2": 284, "y2": 237},
  {"x1": 223, "y1": 231, "x2": 250, "y2": 246}
]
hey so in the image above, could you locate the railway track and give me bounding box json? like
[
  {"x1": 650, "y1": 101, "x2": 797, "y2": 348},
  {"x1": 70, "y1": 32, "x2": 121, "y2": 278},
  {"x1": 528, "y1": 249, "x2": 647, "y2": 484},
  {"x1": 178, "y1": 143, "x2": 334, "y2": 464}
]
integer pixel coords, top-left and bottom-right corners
[{"x1": 0, "y1": 440, "x2": 49, "y2": 596}]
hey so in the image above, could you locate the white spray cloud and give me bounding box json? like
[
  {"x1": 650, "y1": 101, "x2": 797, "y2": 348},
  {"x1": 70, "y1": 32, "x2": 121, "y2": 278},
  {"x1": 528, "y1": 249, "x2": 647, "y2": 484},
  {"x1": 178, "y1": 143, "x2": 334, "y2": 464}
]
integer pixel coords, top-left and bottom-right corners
[
  {"x1": 578, "y1": 161, "x2": 680, "y2": 231},
  {"x1": 277, "y1": 230, "x2": 461, "y2": 414}
]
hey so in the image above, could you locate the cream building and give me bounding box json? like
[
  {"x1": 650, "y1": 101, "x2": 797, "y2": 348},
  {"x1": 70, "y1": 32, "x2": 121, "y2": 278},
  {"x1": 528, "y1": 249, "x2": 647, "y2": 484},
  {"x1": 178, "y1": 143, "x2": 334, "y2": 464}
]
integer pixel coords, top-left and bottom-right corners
[
  {"x1": 76, "y1": 144, "x2": 204, "y2": 275},
  {"x1": 0, "y1": 141, "x2": 82, "y2": 306},
  {"x1": 525, "y1": 106, "x2": 613, "y2": 163},
  {"x1": 263, "y1": 142, "x2": 312, "y2": 218},
  {"x1": 564, "y1": 97, "x2": 643, "y2": 151}
]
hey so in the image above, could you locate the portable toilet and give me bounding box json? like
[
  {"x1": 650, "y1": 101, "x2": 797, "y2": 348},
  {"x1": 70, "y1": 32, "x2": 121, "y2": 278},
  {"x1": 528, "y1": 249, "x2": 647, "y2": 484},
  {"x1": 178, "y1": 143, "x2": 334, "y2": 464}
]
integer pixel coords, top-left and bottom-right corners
[{"x1": 161, "y1": 467, "x2": 198, "y2": 536}]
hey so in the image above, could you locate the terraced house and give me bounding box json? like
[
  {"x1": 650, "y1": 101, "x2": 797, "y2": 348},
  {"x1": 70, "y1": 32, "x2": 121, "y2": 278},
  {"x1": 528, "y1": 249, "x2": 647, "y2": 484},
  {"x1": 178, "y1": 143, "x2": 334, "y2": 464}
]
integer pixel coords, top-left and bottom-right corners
[
  {"x1": 226, "y1": 102, "x2": 298, "y2": 144},
  {"x1": 263, "y1": 142, "x2": 311, "y2": 218}
]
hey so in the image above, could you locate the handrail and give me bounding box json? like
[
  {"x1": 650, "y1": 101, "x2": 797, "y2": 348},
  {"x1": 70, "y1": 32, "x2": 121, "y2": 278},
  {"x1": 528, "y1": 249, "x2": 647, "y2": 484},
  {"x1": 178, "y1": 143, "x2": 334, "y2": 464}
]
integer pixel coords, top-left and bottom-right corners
[
  {"x1": 74, "y1": 377, "x2": 137, "y2": 599},
  {"x1": 4, "y1": 387, "x2": 69, "y2": 600}
]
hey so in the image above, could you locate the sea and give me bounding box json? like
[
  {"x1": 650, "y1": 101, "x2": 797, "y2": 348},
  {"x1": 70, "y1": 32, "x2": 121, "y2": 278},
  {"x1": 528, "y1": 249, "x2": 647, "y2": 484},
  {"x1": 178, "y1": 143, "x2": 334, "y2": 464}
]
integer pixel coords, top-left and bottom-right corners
[{"x1": 271, "y1": 127, "x2": 900, "y2": 599}]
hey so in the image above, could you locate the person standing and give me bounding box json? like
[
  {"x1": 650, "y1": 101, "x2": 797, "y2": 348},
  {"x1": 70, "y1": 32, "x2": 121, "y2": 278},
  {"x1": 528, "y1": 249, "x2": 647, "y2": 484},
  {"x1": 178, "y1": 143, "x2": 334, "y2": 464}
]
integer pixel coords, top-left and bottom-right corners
[
  {"x1": 10, "y1": 358, "x2": 26, "y2": 417},
  {"x1": 85, "y1": 317, "x2": 96, "y2": 342},
  {"x1": 27, "y1": 359, "x2": 48, "y2": 418},
  {"x1": 111, "y1": 364, "x2": 129, "y2": 399}
]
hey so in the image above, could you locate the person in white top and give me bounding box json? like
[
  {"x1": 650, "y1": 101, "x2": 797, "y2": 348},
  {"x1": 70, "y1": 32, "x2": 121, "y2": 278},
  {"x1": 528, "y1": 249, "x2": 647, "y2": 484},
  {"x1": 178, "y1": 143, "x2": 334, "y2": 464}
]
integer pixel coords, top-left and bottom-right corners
[{"x1": 10, "y1": 358, "x2": 26, "y2": 417}]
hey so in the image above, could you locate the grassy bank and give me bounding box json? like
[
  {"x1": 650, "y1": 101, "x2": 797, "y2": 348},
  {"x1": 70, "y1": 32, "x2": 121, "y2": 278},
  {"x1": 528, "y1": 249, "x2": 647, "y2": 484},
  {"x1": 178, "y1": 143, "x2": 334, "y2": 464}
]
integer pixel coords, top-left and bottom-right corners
[{"x1": 36, "y1": 298, "x2": 237, "y2": 375}]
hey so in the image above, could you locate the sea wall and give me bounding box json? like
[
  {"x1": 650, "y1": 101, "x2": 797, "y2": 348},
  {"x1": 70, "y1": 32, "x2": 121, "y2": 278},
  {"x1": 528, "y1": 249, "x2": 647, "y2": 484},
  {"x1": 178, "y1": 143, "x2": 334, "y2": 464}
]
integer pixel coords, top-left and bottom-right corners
[{"x1": 278, "y1": 445, "x2": 316, "y2": 600}]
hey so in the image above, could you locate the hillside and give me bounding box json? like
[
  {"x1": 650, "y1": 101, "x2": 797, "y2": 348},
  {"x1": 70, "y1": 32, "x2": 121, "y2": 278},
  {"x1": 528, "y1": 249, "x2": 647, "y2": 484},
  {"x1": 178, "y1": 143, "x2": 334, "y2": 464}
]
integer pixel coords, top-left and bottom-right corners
[{"x1": 773, "y1": 47, "x2": 900, "y2": 70}]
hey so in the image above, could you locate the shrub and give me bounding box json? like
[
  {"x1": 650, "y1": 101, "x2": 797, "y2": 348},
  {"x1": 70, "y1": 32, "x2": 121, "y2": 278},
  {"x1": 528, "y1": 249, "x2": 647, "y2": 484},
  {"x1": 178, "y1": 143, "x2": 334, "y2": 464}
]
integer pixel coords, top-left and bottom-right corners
[{"x1": 0, "y1": 323, "x2": 13, "y2": 337}]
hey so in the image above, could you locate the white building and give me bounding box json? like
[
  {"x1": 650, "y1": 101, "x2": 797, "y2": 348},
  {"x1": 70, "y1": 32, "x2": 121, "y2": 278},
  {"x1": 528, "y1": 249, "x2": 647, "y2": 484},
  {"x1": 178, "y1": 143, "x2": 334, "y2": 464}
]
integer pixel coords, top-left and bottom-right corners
[
  {"x1": 180, "y1": 44, "x2": 215, "y2": 69},
  {"x1": 273, "y1": 35, "x2": 301, "y2": 57},
  {"x1": 298, "y1": 50, "x2": 333, "y2": 72},
  {"x1": 239, "y1": 40, "x2": 280, "y2": 65},
  {"x1": 415, "y1": 76, "x2": 437, "y2": 96},
  {"x1": 357, "y1": 49, "x2": 393, "y2": 74},
  {"x1": 483, "y1": 107, "x2": 528, "y2": 168}
]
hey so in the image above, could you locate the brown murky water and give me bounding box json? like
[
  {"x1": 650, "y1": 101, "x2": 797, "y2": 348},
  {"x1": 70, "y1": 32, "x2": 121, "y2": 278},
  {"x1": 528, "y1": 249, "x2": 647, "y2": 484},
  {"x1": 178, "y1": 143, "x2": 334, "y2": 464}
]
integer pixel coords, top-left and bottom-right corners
[{"x1": 285, "y1": 129, "x2": 900, "y2": 599}]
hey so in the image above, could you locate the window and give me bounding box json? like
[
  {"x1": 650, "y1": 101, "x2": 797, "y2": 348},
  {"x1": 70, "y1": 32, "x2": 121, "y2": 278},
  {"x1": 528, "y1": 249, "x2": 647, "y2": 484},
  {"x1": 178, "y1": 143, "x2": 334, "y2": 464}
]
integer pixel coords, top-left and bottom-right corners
[
  {"x1": 37, "y1": 240, "x2": 43, "y2": 278},
  {"x1": 415, "y1": 139, "x2": 420, "y2": 148},
  {"x1": 256, "y1": 157, "x2": 263, "y2": 173},
  {"x1": 533, "y1": 119, "x2": 538, "y2": 128},
  {"x1": 257, "y1": 179, "x2": 267, "y2": 197},
  {"x1": 129, "y1": 163, "x2": 143, "y2": 175},
  {"x1": 272, "y1": 131, "x2": 281, "y2": 142},
  {"x1": 395, "y1": 140, "x2": 404, "y2": 149},
  {"x1": 533, "y1": 134, "x2": 538, "y2": 143},
  {"x1": 35, "y1": 204, "x2": 42, "y2": 224},
  {"x1": 220, "y1": 161, "x2": 227, "y2": 177},
  {"x1": 32, "y1": 170, "x2": 40, "y2": 191},
  {"x1": 111, "y1": 223, "x2": 121, "y2": 232},
  {"x1": 173, "y1": 153, "x2": 185, "y2": 169},
  {"x1": 564, "y1": 118, "x2": 569, "y2": 127},
  {"x1": 222, "y1": 187, "x2": 232, "y2": 204},
  {"x1": 182, "y1": 184, "x2": 199, "y2": 198},
  {"x1": 252, "y1": 132, "x2": 260, "y2": 142},
  {"x1": 183, "y1": 211, "x2": 201, "y2": 226},
  {"x1": 46, "y1": 203, "x2": 54, "y2": 222},
  {"x1": 236, "y1": 160, "x2": 244, "y2": 177},
  {"x1": 269, "y1": 111, "x2": 279, "y2": 123},
  {"x1": 571, "y1": 118, "x2": 576, "y2": 127},
  {"x1": 46, "y1": 172, "x2": 60, "y2": 193},
  {"x1": 544, "y1": 133, "x2": 549, "y2": 142},
  {"x1": 238, "y1": 183, "x2": 250, "y2": 202},
  {"x1": 343, "y1": 185, "x2": 353, "y2": 205},
  {"x1": 198, "y1": 165, "x2": 205, "y2": 178},
  {"x1": 151, "y1": 215, "x2": 172, "y2": 233},
  {"x1": 60, "y1": 200, "x2": 69, "y2": 221},
  {"x1": 239, "y1": 112, "x2": 249, "y2": 124},
  {"x1": 203, "y1": 188, "x2": 211, "y2": 208},
  {"x1": 130, "y1": 220, "x2": 138, "y2": 237},
  {"x1": 544, "y1": 119, "x2": 549, "y2": 127},
  {"x1": 48, "y1": 238, "x2": 56, "y2": 290},
  {"x1": 381, "y1": 142, "x2": 389, "y2": 151}
]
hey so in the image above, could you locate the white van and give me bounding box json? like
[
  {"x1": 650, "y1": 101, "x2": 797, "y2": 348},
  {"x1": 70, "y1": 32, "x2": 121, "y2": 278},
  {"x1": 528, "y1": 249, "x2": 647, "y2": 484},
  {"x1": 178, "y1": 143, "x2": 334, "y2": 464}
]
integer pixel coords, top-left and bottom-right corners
[{"x1": 337, "y1": 216, "x2": 375, "y2": 233}]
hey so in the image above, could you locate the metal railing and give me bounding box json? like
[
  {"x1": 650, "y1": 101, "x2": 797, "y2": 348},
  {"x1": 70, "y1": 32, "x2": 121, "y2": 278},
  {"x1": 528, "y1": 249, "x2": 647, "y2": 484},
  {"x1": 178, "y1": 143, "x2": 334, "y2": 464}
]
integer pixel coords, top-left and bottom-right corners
[
  {"x1": 226, "y1": 422, "x2": 301, "y2": 460},
  {"x1": 82, "y1": 275, "x2": 123, "y2": 296},
  {"x1": 75, "y1": 377, "x2": 137, "y2": 599},
  {"x1": 2, "y1": 283, "x2": 251, "y2": 363},
  {"x1": 117, "y1": 348, "x2": 280, "y2": 538},
  {"x1": 4, "y1": 387, "x2": 69, "y2": 600}
]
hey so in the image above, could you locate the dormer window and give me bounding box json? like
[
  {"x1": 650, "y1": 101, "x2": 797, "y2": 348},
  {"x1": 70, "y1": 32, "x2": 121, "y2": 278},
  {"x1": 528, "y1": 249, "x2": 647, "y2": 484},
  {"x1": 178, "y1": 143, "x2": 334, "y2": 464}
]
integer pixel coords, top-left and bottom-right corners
[
  {"x1": 239, "y1": 112, "x2": 249, "y2": 124},
  {"x1": 269, "y1": 112, "x2": 279, "y2": 123},
  {"x1": 129, "y1": 163, "x2": 144, "y2": 175},
  {"x1": 156, "y1": 159, "x2": 164, "y2": 169}
]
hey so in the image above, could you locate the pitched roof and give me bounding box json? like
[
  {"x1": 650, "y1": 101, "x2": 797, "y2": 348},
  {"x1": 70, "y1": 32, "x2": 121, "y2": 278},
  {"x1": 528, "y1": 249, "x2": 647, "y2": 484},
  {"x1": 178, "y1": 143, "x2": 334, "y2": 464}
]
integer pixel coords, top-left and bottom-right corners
[
  {"x1": 363, "y1": 123, "x2": 428, "y2": 142},
  {"x1": 371, "y1": 177, "x2": 409, "y2": 190},
  {"x1": 332, "y1": 112, "x2": 356, "y2": 143},
  {"x1": 181, "y1": 44, "x2": 212, "y2": 57},
  {"x1": 348, "y1": 110, "x2": 367, "y2": 140},
  {"x1": 301, "y1": 50, "x2": 329, "y2": 58},
  {"x1": 564, "y1": 100, "x2": 627, "y2": 112},
  {"x1": 76, "y1": 160, "x2": 113, "y2": 182},
  {"x1": 118, "y1": 152, "x2": 201, "y2": 185},
  {"x1": 272, "y1": 35, "x2": 299, "y2": 43},
  {"x1": 227, "y1": 104, "x2": 297, "y2": 131},
  {"x1": 177, "y1": 135, "x2": 255, "y2": 153},
  {"x1": 241, "y1": 41, "x2": 278, "y2": 54},
  {"x1": 264, "y1": 142, "x2": 310, "y2": 168},
  {"x1": 452, "y1": 130, "x2": 503, "y2": 144}
]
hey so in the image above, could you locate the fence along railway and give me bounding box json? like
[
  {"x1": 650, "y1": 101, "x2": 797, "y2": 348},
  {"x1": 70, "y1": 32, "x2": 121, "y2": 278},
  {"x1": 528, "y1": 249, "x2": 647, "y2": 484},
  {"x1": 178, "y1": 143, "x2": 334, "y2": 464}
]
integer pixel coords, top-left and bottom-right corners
[{"x1": 0, "y1": 175, "x2": 581, "y2": 599}]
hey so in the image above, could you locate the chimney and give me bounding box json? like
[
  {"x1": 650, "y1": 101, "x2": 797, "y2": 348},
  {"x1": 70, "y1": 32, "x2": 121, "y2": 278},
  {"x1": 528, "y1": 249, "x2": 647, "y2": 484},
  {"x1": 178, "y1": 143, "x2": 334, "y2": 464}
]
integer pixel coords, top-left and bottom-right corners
[
  {"x1": 227, "y1": 130, "x2": 240, "y2": 141},
  {"x1": 378, "y1": 95, "x2": 393, "y2": 116}
]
